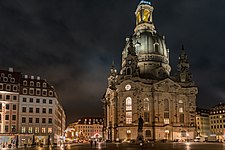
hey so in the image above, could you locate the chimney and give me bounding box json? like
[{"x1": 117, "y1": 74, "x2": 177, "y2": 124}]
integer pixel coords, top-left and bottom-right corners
[
  {"x1": 9, "y1": 67, "x2": 13, "y2": 72},
  {"x1": 24, "y1": 75, "x2": 28, "y2": 79},
  {"x1": 37, "y1": 76, "x2": 40, "y2": 80},
  {"x1": 31, "y1": 76, "x2": 34, "y2": 79}
]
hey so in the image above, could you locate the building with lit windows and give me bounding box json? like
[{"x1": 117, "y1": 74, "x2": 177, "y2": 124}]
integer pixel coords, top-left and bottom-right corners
[
  {"x1": 66, "y1": 117, "x2": 103, "y2": 142},
  {"x1": 0, "y1": 68, "x2": 66, "y2": 148},
  {"x1": 209, "y1": 103, "x2": 225, "y2": 142},
  {"x1": 102, "y1": 0, "x2": 198, "y2": 142},
  {"x1": 0, "y1": 68, "x2": 20, "y2": 147},
  {"x1": 196, "y1": 108, "x2": 210, "y2": 141}
]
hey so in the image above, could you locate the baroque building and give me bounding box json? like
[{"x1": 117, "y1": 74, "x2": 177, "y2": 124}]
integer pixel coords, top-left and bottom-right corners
[
  {"x1": 65, "y1": 117, "x2": 103, "y2": 142},
  {"x1": 0, "y1": 68, "x2": 66, "y2": 148},
  {"x1": 102, "y1": 0, "x2": 198, "y2": 142}
]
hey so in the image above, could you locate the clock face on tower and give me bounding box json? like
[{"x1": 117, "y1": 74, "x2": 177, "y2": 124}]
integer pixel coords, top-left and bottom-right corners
[{"x1": 125, "y1": 84, "x2": 131, "y2": 91}]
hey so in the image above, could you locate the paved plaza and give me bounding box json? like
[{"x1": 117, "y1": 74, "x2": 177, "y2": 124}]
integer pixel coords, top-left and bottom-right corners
[{"x1": 4, "y1": 142, "x2": 225, "y2": 150}]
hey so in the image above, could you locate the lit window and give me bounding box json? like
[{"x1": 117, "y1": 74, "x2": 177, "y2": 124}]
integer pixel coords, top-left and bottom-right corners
[
  {"x1": 179, "y1": 100, "x2": 183, "y2": 104},
  {"x1": 48, "y1": 128, "x2": 52, "y2": 133},
  {"x1": 42, "y1": 128, "x2": 46, "y2": 133},
  {"x1": 28, "y1": 127, "x2": 33, "y2": 133},
  {"x1": 144, "y1": 98, "x2": 150, "y2": 111},
  {"x1": 126, "y1": 112, "x2": 132, "y2": 124},
  {"x1": 164, "y1": 119, "x2": 169, "y2": 124},
  {"x1": 21, "y1": 127, "x2": 26, "y2": 133},
  {"x1": 179, "y1": 107, "x2": 183, "y2": 113},
  {"x1": 143, "y1": 9, "x2": 150, "y2": 22},
  {"x1": 126, "y1": 97, "x2": 132, "y2": 111},
  {"x1": 35, "y1": 127, "x2": 39, "y2": 133}
]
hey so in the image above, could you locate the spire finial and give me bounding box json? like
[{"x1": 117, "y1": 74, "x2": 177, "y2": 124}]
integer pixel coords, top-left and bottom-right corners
[{"x1": 182, "y1": 45, "x2": 184, "y2": 50}]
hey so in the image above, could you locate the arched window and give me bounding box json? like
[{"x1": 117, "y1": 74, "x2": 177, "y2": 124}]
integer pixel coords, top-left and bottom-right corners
[
  {"x1": 144, "y1": 98, "x2": 150, "y2": 111},
  {"x1": 154, "y1": 43, "x2": 159, "y2": 53},
  {"x1": 164, "y1": 99, "x2": 169, "y2": 111},
  {"x1": 126, "y1": 68, "x2": 131, "y2": 75},
  {"x1": 126, "y1": 97, "x2": 132, "y2": 124},
  {"x1": 126, "y1": 97, "x2": 132, "y2": 111},
  {"x1": 145, "y1": 130, "x2": 151, "y2": 137},
  {"x1": 143, "y1": 9, "x2": 150, "y2": 22},
  {"x1": 144, "y1": 98, "x2": 150, "y2": 122},
  {"x1": 136, "y1": 11, "x2": 141, "y2": 24}
]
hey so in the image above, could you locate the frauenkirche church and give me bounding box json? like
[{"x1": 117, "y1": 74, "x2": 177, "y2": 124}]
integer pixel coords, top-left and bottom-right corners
[{"x1": 102, "y1": 0, "x2": 198, "y2": 142}]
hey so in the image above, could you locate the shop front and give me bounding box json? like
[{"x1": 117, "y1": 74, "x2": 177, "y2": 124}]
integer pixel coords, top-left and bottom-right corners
[{"x1": 0, "y1": 135, "x2": 17, "y2": 148}]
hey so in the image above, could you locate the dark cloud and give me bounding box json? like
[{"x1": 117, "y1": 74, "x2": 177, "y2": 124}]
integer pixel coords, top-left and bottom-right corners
[{"x1": 0, "y1": 0, "x2": 225, "y2": 124}]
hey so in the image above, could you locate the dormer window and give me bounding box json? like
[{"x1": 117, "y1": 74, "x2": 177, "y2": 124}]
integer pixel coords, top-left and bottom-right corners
[
  {"x1": 23, "y1": 81, "x2": 27, "y2": 86},
  {"x1": 43, "y1": 83, "x2": 47, "y2": 88},
  {"x1": 36, "y1": 82, "x2": 40, "y2": 87},
  {"x1": 30, "y1": 81, "x2": 34, "y2": 86}
]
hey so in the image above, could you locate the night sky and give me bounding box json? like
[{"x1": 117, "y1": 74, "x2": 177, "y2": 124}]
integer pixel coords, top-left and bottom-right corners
[{"x1": 0, "y1": 0, "x2": 225, "y2": 124}]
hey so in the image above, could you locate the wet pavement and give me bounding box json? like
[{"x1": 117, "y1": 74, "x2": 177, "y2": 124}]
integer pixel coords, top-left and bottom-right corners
[{"x1": 2, "y1": 142, "x2": 225, "y2": 150}]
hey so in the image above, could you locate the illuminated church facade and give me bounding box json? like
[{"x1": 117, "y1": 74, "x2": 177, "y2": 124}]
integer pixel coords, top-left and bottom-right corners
[{"x1": 102, "y1": 1, "x2": 198, "y2": 142}]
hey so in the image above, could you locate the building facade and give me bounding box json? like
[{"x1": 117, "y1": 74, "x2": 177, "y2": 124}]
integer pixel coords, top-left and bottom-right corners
[
  {"x1": 65, "y1": 117, "x2": 103, "y2": 142},
  {"x1": 196, "y1": 108, "x2": 210, "y2": 141},
  {"x1": 102, "y1": 0, "x2": 198, "y2": 142},
  {"x1": 209, "y1": 103, "x2": 225, "y2": 142},
  {"x1": 0, "y1": 68, "x2": 66, "y2": 148}
]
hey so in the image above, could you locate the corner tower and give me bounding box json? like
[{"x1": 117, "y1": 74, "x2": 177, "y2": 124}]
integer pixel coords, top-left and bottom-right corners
[{"x1": 122, "y1": 0, "x2": 171, "y2": 79}]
